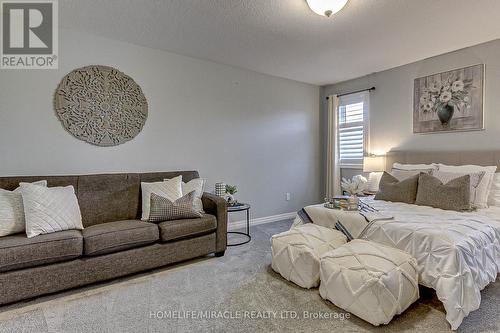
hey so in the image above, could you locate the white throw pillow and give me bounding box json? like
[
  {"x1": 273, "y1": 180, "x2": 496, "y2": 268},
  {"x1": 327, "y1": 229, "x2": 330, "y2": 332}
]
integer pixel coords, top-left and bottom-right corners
[
  {"x1": 141, "y1": 176, "x2": 182, "y2": 221},
  {"x1": 431, "y1": 170, "x2": 485, "y2": 208},
  {"x1": 20, "y1": 183, "x2": 83, "y2": 238},
  {"x1": 0, "y1": 180, "x2": 47, "y2": 237},
  {"x1": 487, "y1": 173, "x2": 500, "y2": 207},
  {"x1": 437, "y1": 164, "x2": 497, "y2": 208},
  {"x1": 165, "y1": 178, "x2": 206, "y2": 213}
]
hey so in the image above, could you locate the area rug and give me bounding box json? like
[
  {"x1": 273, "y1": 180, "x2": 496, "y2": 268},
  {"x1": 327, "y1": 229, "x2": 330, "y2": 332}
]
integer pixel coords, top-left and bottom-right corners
[{"x1": 0, "y1": 220, "x2": 498, "y2": 333}]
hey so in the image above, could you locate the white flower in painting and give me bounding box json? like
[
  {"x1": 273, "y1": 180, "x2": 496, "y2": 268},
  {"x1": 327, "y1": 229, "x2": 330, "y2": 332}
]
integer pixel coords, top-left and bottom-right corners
[
  {"x1": 419, "y1": 94, "x2": 430, "y2": 105},
  {"x1": 428, "y1": 81, "x2": 442, "y2": 93},
  {"x1": 463, "y1": 96, "x2": 469, "y2": 102},
  {"x1": 421, "y1": 101, "x2": 434, "y2": 112},
  {"x1": 439, "y1": 91, "x2": 452, "y2": 103},
  {"x1": 451, "y1": 80, "x2": 465, "y2": 92}
]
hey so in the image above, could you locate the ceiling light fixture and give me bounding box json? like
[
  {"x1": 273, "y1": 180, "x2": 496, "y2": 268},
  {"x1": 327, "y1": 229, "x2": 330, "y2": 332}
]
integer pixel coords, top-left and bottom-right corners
[{"x1": 306, "y1": 0, "x2": 349, "y2": 18}]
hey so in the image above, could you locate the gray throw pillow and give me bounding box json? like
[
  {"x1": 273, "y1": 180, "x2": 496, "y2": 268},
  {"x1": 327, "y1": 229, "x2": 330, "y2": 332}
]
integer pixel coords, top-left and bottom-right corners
[
  {"x1": 374, "y1": 172, "x2": 419, "y2": 204},
  {"x1": 148, "y1": 191, "x2": 202, "y2": 222},
  {"x1": 415, "y1": 173, "x2": 471, "y2": 211}
]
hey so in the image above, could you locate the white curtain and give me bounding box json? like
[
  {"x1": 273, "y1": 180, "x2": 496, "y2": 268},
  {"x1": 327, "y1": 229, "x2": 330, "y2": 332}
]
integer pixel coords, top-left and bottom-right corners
[{"x1": 326, "y1": 95, "x2": 341, "y2": 198}]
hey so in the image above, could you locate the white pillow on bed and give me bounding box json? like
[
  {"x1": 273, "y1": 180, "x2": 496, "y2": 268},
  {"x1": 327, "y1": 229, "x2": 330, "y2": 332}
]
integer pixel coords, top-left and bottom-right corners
[
  {"x1": 488, "y1": 173, "x2": 500, "y2": 207},
  {"x1": 437, "y1": 164, "x2": 497, "y2": 208},
  {"x1": 390, "y1": 169, "x2": 432, "y2": 181},
  {"x1": 392, "y1": 163, "x2": 438, "y2": 171}
]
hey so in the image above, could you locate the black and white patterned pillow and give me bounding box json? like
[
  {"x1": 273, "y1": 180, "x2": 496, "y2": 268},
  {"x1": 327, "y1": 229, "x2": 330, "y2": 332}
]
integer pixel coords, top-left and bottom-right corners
[{"x1": 148, "y1": 191, "x2": 202, "y2": 222}]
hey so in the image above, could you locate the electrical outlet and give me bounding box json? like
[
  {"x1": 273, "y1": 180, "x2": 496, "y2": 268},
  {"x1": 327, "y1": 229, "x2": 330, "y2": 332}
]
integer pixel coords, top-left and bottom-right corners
[{"x1": 285, "y1": 192, "x2": 291, "y2": 201}]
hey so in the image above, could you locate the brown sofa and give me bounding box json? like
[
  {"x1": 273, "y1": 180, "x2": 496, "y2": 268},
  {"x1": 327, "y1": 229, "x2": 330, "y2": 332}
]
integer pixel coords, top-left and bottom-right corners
[{"x1": 0, "y1": 171, "x2": 227, "y2": 306}]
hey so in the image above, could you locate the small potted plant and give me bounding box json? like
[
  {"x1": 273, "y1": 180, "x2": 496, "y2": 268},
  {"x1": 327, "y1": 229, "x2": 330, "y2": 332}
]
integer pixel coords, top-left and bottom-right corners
[{"x1": 225, "y1": 184, "x2": 238, "y2": 206}]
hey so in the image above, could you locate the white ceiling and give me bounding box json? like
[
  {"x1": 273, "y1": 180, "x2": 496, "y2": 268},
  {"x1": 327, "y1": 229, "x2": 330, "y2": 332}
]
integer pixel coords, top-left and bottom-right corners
[{"x1": 60, "y1": 0, "x2": 500, "y2": 85}]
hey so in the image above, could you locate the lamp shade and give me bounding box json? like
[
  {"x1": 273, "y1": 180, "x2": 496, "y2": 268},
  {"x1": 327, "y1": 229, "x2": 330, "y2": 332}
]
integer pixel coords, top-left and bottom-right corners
[
  {"x1": 363, "y1": 156, "x2": 385, "y2": 172},
  {"x1": 306, "y1": 0, "x2": 349, "y2": 17}
]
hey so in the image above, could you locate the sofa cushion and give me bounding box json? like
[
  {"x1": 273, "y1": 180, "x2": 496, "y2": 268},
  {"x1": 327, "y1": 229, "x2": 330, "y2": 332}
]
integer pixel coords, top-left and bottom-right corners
[
  {"x1": 0, "y1": 230, "x2": 83, "y2": 272},
  {"x1": 158, "y1": 214, "x2": 217, "y2": 242},
  {"x1": 77, "y1": 174, "x2": 141, "y2": 227},
  {"x1": 83, "y1": 220, "x2": 159, "y2": 256}
]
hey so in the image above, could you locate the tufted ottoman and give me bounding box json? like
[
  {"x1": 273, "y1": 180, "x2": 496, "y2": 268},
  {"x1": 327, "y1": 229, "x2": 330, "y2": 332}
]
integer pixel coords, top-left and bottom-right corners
[
  {"x1": 319, "y1": 239, "x2": 419, "y2": 326},
  {"x1": 271, "y1": 223, "x2": 347, "y2": 288}
]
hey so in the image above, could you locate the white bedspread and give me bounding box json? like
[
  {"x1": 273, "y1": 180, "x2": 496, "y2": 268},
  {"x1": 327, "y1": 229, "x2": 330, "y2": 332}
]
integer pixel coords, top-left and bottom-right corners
[{"x1": 358, "y1": 197, "x2": 500, "y2": 330}]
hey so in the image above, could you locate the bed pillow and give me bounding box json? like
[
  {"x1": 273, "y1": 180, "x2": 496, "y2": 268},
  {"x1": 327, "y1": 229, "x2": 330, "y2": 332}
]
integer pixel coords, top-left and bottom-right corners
[
  {"x1": 415, "y1": 173, "x2": 471, "y2": 211},
  {"x1": 165, "y1": 178, "x2": 206, "y2": 213},
  {"x1": 0, "y1": 180, "x2": 47, "y2": 237},
  {"x1": 488, "y1": 173, "x2": 500, "y2": 207},
  {"x1": 390, "y1": 168, "x2": 433, "y2": 181},
  {"x1": 431, "y1": 170, "x2": 485, "y2": 208},
  {"x1": 19, "y1": 183, "x2": 83, "y2": 238},
  {"x1": 392, "y1": 163, "x2": 438, "y2": 171},
  {"x1": 148, "y1": 191, "x2": 202, "y2": 222},
  {"x1": 374, "y1": 172, "x2": 419, "y2": 204},
  {"x1": 437, "y1": 164, "x2": 497, "y2": 208},
  {"x1": 141, "y1": 176, "x2": 182, "y2": 221}
]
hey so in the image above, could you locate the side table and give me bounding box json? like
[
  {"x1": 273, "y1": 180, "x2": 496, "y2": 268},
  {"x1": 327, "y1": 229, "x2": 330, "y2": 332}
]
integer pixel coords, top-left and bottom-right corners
[{"x1": 227, "y1": 203, "x2": 251, "y2": 246}]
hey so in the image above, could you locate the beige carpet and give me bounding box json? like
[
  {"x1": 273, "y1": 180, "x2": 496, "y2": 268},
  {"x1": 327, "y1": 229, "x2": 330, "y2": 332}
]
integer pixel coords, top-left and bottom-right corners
[{"x1": 0, "y1": 219, "x2": 498, "y2": 333}]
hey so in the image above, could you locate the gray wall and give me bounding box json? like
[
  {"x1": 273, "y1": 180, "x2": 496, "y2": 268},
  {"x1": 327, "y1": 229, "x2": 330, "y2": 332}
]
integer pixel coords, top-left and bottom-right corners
[
  {"x1": 0, "y1": 28, "x2": 322, "y2": 220},
  {"x1": 321, "y1": 38, "x2": 500, "y2": 189}
]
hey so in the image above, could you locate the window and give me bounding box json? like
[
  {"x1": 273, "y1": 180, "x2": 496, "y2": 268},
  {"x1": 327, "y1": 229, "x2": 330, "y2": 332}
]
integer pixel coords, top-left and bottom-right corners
[{"x1": 337, "y1": 92, "x2": 369, "y2": 167}]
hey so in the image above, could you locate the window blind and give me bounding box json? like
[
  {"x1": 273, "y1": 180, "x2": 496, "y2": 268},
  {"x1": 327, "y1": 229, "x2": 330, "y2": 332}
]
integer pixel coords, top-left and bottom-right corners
[{"x1": 338, "y1": 95, "x2": 368, "y2": 167}]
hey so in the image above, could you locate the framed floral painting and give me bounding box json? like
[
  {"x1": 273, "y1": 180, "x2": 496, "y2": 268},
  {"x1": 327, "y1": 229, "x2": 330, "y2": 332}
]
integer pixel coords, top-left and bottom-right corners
[{"x1": 413, "y1": 64, "x2": 484, "y2": 133}]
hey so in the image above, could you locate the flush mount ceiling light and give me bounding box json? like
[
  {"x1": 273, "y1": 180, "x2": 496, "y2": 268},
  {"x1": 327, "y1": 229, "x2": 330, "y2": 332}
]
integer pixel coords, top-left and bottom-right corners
[{"x1": 306, "y1": 0, "x2": 349, "y2": 17}]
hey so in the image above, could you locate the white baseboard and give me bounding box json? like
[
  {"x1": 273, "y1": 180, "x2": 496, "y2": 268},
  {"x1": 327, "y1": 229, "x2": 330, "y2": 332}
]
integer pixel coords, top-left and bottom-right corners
[{"x1": 227, "y1": 211, "x2": 296, "y2": 231}]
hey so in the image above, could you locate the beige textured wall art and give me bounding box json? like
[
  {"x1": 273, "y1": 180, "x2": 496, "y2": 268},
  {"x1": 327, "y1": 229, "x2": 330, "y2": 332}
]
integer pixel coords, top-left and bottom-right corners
[{"x1": 54, "y1": 65, "x2": 148, "y2": 146}]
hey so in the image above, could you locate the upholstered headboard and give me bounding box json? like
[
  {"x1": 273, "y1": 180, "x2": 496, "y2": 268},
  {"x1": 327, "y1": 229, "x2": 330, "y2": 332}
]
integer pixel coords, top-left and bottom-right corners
[{"x1": 385, "y1": 150, "x2": 500, "y2": 170}]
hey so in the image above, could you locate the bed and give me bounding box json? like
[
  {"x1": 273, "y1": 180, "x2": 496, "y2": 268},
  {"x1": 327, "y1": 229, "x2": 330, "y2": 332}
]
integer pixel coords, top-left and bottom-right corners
[
  {"x1": 300, "y1": 150, "x2": 500, "y2": 330},
  {"x1": 358, "y1": 197, "x2": 500, "y2": 330}
]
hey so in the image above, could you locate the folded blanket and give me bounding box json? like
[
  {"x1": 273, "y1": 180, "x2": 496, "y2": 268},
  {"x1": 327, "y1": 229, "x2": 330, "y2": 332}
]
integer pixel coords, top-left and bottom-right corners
[{"x1": 292, "y1": 200, "x2": 394, "y2": 240}]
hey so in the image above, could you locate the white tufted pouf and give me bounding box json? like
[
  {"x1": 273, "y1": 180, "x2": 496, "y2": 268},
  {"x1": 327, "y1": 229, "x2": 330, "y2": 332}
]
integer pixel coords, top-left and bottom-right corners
[
  {"x1": 319, "y1": 239, "x2": 419, "y2": 326},
  {"x1": 271, "y1": 223, "x2": 347, "y2": 288}
]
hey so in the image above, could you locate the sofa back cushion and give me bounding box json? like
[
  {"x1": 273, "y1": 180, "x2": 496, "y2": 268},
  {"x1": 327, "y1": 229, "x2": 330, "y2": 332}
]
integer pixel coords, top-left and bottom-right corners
[
  {"x1": 0, "y1": 176, "x2": 78, "y2": 191},
  {"x1": 0, "y1": 171, "x2": 200, "y2": 228},
  {"x1": 78, "y1": 174, "x2": 141, "y2": 227}
]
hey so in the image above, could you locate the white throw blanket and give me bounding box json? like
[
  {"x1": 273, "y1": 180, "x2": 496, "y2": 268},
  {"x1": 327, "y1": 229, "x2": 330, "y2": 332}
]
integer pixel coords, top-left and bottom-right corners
[
  {"x1": 292, "y1": 202, "x2": 393, "y2": 239},
  {"x1": 293, "y1": 198, "x2": 500, "y2": 330}
]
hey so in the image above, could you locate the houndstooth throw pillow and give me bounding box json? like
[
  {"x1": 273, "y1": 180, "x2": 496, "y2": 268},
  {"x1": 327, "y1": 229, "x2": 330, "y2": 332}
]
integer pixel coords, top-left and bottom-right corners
[{"x1": 148, "y1": 191, "x2": 202, "y2": 222}]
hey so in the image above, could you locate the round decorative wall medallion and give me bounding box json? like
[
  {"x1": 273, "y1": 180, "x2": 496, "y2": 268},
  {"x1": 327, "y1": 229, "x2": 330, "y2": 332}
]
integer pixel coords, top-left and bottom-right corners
[{"x1": 54, "y1": 65, "x2": 148, "y2": 147}]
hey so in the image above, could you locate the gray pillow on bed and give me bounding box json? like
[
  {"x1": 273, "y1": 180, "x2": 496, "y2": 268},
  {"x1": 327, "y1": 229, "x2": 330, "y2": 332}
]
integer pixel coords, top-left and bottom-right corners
[
  {"x1": 415, "y1": 173, "x2": 471, "y2": 211},
  {"x1": 374, "y1": 172, "x2": 419, "y2": 204}
]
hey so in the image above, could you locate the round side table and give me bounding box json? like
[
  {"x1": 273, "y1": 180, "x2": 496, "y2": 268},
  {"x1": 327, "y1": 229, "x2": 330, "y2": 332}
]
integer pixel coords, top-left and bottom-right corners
[{"x1": 227, "y1": 203, "x2": 251, "y2": 246}]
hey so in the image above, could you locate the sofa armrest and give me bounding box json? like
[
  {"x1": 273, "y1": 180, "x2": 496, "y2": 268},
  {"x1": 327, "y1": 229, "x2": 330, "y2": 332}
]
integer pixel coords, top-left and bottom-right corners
[{"x1": 202, "y1": 192, "x2": 227, "y2": 253}]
